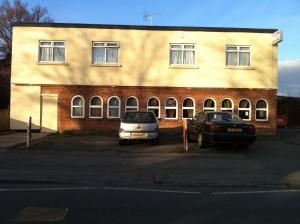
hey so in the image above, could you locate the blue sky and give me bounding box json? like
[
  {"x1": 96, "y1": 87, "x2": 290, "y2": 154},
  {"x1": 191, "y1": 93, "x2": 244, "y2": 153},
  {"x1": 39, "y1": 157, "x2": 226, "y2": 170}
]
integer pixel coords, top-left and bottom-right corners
[{"x1": 24, "y1": 0, "x2": 300, "y2": 96}]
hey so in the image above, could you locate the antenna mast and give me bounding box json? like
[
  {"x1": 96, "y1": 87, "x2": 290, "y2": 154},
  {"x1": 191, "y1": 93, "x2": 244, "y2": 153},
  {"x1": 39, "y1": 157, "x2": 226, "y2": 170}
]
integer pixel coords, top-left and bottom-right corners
[{"x1": 143, "y1": 11, "x2": 161, "y2": 25}]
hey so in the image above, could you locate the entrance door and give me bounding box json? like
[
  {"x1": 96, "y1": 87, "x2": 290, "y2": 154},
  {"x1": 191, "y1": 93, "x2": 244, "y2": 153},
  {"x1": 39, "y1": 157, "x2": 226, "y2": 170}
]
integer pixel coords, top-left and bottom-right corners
[{"x1": 41, "y1": 94, "x2": 58, "y2": 133}]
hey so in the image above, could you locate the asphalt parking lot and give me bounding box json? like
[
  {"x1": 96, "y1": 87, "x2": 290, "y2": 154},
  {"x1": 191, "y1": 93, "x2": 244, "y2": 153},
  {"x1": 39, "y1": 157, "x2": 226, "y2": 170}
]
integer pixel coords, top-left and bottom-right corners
[{"x1": 0, "y1": 129, "x2": 299, "y2": 187}]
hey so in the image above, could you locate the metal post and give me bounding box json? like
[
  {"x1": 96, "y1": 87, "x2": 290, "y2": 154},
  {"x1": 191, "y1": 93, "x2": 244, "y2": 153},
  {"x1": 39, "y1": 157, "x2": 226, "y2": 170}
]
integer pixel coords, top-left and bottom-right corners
[
  {"x1": 26, "y1": 116, "x2": 32, "y2": 148},
  {"x1": 182, "y1": 119, "x2": 188, "y2": 152}
]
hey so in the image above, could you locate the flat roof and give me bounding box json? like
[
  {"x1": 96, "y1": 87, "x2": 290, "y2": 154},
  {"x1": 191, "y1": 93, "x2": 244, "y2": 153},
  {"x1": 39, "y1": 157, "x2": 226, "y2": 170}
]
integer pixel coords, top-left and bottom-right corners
[{"x1": 13, "y1": 22, "x2": 277, "y2": 33}]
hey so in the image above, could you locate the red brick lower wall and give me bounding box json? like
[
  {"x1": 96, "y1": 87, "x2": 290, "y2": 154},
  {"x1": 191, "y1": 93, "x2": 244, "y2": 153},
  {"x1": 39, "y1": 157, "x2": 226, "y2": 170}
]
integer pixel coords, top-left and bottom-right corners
[{"x1": 41, "y1": 85, "x2": 277, "y2": 135}]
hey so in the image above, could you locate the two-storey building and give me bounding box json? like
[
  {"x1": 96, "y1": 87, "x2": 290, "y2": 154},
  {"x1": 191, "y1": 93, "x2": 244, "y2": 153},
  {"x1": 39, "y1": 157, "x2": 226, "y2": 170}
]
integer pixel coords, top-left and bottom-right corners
[{"x1": 10, "y1": 23, "x2": 281, "y2": 134}]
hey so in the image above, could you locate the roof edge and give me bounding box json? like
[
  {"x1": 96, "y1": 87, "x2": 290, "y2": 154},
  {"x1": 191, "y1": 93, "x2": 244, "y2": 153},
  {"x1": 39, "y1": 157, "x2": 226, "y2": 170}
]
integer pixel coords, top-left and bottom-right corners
[{"x1": 12, "y1": 22, "x2": 278, "y2": 33}]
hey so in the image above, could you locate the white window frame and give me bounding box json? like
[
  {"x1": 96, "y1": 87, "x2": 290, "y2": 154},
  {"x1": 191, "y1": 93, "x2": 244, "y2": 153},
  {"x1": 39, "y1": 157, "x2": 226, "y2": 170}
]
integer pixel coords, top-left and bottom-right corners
[
  {"x1": 182, "y1": 97, "x2": 195, "y2": 119},
  {"x1": 89, "y1": 96, "x2": 103, "y2": 119},
  {"x1": 221, "y1": 98, "x2": 234, "y2": 113},
  {"x1": 125, "y1": 96, "x2": 139, "y2": 112},
  {"x1": 255, "y1": 99, "x2": 269, "y2": 121},
  {"x1": 238, "y1": 98, "x2": 251, "y2": 121},
  {"x1": 71, "y1": 95, "x2": 85, "y2": 118},
  {"x1": 107, "y1": 96, "x2": 121, "y2": 119},
  {"x1": 170, "y1": 43, "x2": 196, "y2": 65},
  {"x1": 203, "y1": 98, "x2": 217, "y2": 112},
  {"x1": 147, "y1": 96, "x2": 161, "y2": 118},
  {"x1": 226, "y1": 45, "x2": 251, "y2": 67},
  {"x1": 92, "y1": 41, "x2": 119, "y2": 64},
  {"x1": 39, "y1": 40, "x2": 66, "y2": 62},
  {"x1": 165, "y1": 97, "x2": 178, "y2": 120}
]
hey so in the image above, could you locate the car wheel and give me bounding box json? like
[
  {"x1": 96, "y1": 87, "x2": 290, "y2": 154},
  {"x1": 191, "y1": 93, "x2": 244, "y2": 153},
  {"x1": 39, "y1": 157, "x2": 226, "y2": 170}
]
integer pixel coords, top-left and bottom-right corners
[
  {"x1": 151, "y1": 138, "x2": 160, "y2": 145},
  {"x1": 197, "y1": 133, "x2": 206, "y2": 149},
  {"x1": 118, "y1": 139, "x2": 126, "y2": 146}
]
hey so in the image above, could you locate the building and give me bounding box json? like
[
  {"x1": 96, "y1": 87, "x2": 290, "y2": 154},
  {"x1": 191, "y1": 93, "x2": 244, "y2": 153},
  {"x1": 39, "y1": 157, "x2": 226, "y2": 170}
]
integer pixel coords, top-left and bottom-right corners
[
  {"x1": 10, "y1": 23, "x2": 281, "y2": 135},
  {"x1": 277, "y1": 96, "x2": 300, "y2": 128}
]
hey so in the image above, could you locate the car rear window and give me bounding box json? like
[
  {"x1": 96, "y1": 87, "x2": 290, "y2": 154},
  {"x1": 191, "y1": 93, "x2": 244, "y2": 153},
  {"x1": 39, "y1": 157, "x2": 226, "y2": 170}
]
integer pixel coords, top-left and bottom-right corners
[
  {"x1": 208, "y1": 113, "x2": 243, "y2": 122},
  {"x1": 122, "y1": 112, "x2": 157, "y2": 123}
]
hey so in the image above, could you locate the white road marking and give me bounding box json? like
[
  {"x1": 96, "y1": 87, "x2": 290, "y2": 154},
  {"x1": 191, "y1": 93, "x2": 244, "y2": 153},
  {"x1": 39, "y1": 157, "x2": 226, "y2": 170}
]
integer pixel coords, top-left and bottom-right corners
[
  {"x1": 0, "y1": 186, "x2": 98, "y2": 192},
  {"x1": 103, "y1": 187, "x2": 202, "y2": 195},
  {"x1": 212, "y1": 189, "x2": 300, "y2": 195}
]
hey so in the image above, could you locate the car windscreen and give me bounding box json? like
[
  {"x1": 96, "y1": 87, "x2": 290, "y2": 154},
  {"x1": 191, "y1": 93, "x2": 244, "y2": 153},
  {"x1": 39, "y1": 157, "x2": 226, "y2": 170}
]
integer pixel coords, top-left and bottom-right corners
[
  {"x1": 122, "y1": 112, "x2": 157, "y2": 123},
  {"x1": 208, "y1": 113, "x2": 243, "y2": 122}
]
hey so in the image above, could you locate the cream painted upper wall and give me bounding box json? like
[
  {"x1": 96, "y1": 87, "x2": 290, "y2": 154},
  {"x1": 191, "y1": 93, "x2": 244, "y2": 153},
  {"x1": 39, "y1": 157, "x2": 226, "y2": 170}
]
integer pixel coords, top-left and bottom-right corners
[{"x1": 11, "y1": 26, "x2": 278, "y2": 89}]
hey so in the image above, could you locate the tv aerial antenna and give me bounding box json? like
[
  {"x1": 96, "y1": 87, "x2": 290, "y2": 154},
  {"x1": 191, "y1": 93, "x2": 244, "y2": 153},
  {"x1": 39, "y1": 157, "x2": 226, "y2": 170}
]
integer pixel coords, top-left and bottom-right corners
[{"x1": 143, "y1": 11, "x2": 161, "y2": 25}]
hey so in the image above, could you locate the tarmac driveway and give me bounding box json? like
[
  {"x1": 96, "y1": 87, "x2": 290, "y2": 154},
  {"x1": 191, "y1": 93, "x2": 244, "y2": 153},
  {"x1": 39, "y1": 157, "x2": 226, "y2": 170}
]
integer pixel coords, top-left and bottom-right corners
[{"x1": 0, "y1": 129, "x2": 300, "y2": 187}]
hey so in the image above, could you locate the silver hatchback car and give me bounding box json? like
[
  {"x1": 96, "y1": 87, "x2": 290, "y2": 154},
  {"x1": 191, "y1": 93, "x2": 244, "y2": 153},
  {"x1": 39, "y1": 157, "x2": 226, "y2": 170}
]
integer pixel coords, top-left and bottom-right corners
[{"x1": 119, "y1": 111, "x2": 159, "y2": 145}]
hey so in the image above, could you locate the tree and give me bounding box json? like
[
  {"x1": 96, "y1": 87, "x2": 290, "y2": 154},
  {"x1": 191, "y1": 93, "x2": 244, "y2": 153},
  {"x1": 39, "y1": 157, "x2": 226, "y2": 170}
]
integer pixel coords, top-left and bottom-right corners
[{"x1": 0, "y1": 0, "x2": 53, "y2": 60}]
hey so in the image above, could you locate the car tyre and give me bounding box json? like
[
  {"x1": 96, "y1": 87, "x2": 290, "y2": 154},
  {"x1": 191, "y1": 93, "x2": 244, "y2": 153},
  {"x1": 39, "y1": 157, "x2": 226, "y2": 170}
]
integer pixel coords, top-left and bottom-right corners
[
  {"x1": 118, "y1": 139, "x2": 126, "y2": 146},
  {"x1": 197, "y1": 133, "x2": 206, "y2": 149},
  {"x1": 151, "y1": 138, "x2": 160, "y2": 145}
]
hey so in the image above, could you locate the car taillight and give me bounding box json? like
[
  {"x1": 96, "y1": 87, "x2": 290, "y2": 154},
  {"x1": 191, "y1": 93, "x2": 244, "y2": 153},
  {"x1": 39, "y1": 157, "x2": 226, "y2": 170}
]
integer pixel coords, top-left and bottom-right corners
[
  {"x1": 248, "y1": 126, "x2": 255, "y2": 134},
  {"x1": 210, "y1": 124, "x2": 220, "y2": 132}
]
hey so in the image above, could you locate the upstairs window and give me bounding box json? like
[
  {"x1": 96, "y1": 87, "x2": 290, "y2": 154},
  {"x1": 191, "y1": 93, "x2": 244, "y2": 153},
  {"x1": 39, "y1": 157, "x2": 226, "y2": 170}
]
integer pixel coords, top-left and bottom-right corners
[
  {"x1": 203, "y1": 98, "x2": 216, "y2": 112},
  {"x1": 256, "y1": 99, "x2": 268, "y2": 121},
  {"x1": 170, "y1": 44, "x2": 195, "y2": 65},
  {"x1": 165, "y1": 97, "x2": 178, "y2": 119},
  {"x1": 226, "y1": 45, "x2": 250, "y2": 66},
  {"x1": 182, "y1": 97, "x2": 195, "y2": 119},
  {"x1": 92, "y1": 42, "x2": 119, "y2": 64},
  {"x1": 238, "y1": 99, "x2": 251, "y2": 120},
  {"x1": 147, "y1": 97, "x2": 160, "y2": 118},
  {"x1": 125, "y1": 96, "x2": 138, "y2": 112},
  {"x1": 39, "y1": 41, "x2": 65, "y2": 62},
  {"x1": 221, "y1": 98, "x2": 234, "y2": 113}
]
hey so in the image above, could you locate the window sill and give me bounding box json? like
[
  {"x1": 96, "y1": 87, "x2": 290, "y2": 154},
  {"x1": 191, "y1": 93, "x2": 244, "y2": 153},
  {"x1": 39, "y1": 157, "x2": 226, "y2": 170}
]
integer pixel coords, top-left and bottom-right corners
[
  {"x1": 169, "y1": 65, "x2": 199, "y2": 69},
  {"x1": 91, "y1": 64, "x2": 122, "y2": 67},
  {"x1": 37, "y1": 62, "x2": 69, "y2": 66},
  {"x1": 225, "y1": 66, "x2": 255, "y2": 70}
]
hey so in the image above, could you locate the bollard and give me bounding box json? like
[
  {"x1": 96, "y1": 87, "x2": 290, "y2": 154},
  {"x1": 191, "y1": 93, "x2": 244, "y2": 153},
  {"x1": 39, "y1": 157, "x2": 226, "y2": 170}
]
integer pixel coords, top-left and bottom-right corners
[
  {"x1": 182, "y1": 119, "x2": 188, "y2": 152},
  {"x1": 26, "y1": 116, "x2": 32, "y2": 148}
]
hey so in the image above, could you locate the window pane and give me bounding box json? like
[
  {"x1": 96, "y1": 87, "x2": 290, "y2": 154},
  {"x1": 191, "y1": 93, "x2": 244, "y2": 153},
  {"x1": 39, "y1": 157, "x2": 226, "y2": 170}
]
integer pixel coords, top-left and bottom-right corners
[
  {"x1": 239, "y1": 110, "x2": 250, "y2": 119},
  {"x1": 109, "y1": 98, "x2": 119, "y2": 106},
  {"x1": 73, "y1": 97, "x2": 83, "y2": 106},
  {"x1": 53, "y1": 47, "x2": 65, "y2": 61},
  {"x1": 239, "y1": 52, "x2": 250, "y2": 66},
  {"x1": 107, "y1": 42, "x2": 118, "y2": 47},
  {"x1": 222, "y1": 109, "x2": 233, "y2": 113},
  {"x1": 126, "y1": 97, "x2": 137, "y2": 106},
  {"x1": 91, "y1": 97, "x2": 102, "y2": 106},
  {"x1": 166, "y1": 109, "x2": 176, "y2": 118},
  {"x1": 226, "y1": 52, "x2": 238, "y2": 66},
  {"x1": 170, "y1": 50, "x2": 182, "y2": 64},
  {"x1": 183, "y1": 98, "x2": 194, "y2": 107},
  {"x1": 256, "y1": 110, "x2": 266, "y2": 120},
  {"x1": 54, "y1": 42, "x2": 65, "y2": 46},
  {"x1": 240, "y1": 46, "x2": 250, "y2": 50},
  {"x1": 184, "y1": 45, "x2": 195, "y2": 49},
  {"x1": 40, "y1": 47, "x2": 52, "y2": 61},
  {"x1": 90, "y1": 108, "x2": 102, "y2": 117},
  {"x1": 183, "y1": 109, "x2": 194, "y2": 118},
  {"x1": 106, "y1": 48, "x2": 118, "y2": 63},
  {"x1": 148, "y1": 108, "x2": 159, "y2": 118},
  {"x1": 93, "y1": 47, "x2": 105, "y2": 63},
  {"x1": 227, "y1": 46, "x2": 237, "y2": 50},
  {"x1": 171, "y1": 44, "x2": 182, "y2": 49},
  {"x1": 222, "y1": 99, "x2": 232, "y2": 108},
  {"x1": 256, "y1": 100, "x2": 267, "y2": 108},
  {"x1": 148, "y1": 98, "x2": 159, "y2": 106},
  {"x1": 40, "y1": 41, "x2": 51, "y2": 46},
  {"x1": 239, "y1": 99, "x2": 250, "y2": 108},
  {"x1": 204, "y1": 99, "x2": 215, "y2": 108},
  {"x1": 166, "y1": 98, "x2": 176, "y2": 107},
  {"x1": 183, "y1": 50, "x2": 195, "y2": 64},
  {"x1": 93, "y1": 42, "x2": 105, "y2": 47},
  {"x1": 109, "y1": 108, "x2": 119, "y2": 117},
  {"x1": 73, "y1": 107, "x2": 83, "y2": 117}
]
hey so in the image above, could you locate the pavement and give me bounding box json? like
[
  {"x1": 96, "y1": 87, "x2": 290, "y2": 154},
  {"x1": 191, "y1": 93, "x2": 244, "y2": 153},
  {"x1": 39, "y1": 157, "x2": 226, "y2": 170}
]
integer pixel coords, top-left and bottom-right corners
[
  {"x1": 0, "y1": 129, "x2": 299, "y2": 187},
  {"x1": 0, "y1": 132, "x2": 48, "y2": 149}
]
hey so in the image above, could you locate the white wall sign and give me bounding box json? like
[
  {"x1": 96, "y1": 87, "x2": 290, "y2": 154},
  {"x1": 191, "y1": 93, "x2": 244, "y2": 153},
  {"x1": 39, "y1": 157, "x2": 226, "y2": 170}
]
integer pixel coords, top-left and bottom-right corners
[{"x1": 272, "y1": 30, "x2": 283, "y2": 45}]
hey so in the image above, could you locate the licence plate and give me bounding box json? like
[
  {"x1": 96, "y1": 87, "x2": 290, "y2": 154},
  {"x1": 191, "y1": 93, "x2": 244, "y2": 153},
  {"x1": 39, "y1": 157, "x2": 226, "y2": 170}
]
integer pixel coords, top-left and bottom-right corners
[
  {"x1": 131, "y1": 133, "x2": 147, "y2": 137},
  {"x1": 227, "y1": 128, "x2": 242, "y2": 132}
]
